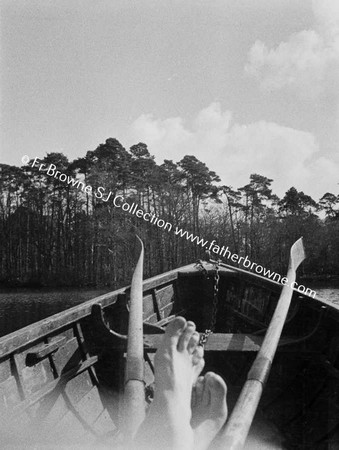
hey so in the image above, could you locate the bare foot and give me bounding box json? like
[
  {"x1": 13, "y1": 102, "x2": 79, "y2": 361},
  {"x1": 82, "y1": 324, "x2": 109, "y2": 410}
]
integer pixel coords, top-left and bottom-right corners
[
  {"x1": 134, "y1": 317, "x2": 205, "y2": 450},
  {"x1": 191, "y1": 372, "x2": 228, "y2": 450}
]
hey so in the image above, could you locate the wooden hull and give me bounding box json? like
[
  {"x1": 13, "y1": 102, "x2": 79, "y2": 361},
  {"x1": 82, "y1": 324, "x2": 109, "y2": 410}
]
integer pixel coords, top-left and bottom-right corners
[{"x1": 0, "y1": 262, "x2": 338, "y2": 449}]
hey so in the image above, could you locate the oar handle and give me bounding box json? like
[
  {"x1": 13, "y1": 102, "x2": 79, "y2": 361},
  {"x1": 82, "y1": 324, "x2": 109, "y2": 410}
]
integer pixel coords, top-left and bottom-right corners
[{"x1": 220, "y1": 381, "x2": 263, "y2": 450}]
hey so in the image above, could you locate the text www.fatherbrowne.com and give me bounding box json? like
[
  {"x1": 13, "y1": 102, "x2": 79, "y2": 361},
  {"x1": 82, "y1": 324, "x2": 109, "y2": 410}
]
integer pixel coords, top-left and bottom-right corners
[
  {"x1": 26, "y1": 156, "x2": 316, "y2": 298},
  {"x1": 175, "y1": 227, "x2": 316, "y2": 298}
]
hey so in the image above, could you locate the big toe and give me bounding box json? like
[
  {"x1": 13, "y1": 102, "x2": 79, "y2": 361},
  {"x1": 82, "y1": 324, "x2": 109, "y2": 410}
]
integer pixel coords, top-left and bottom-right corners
[
  {"x1": 161, "y1": 316, "x2": 187, "y2": 349},
  {"x1": 204, "y1": 372, "x2": 227, "y2": 416}
]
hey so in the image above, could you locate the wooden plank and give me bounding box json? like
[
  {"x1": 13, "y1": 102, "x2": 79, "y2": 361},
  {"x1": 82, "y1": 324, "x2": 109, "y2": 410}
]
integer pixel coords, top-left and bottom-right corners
[
  {"x1": 53, "y1": 337, "x2": 81, "y2": 374},
  {"x1": 151, "y1": 289, "x2": 161, "y2": 321},
  {"x1": 0, "y1": 375, "x2": 21, "y2": 410},
  {"x1": 0, "y1": 265, "x2": 189, "y2": 360},
  {"x1": 227, "y1": 305, "x2": 267, "y2": 329},
  {"x1": 141, "y1": 269, "x2": 182, "y2": 292},
  {"x1": 31, "y1": 370, "x2": 101, "y2": 427},
  {"x1": 26, "y1": 389, "x2": 114, "y2": 447},
  {"x1": 156, "y1": 284, "x2": 175, "y2": 310},
  {"x1": 0, "y1": 290, "x2": 124, "y2": 359},
  {"x1": 34, "y1": 390, "x2": 69, "y2": 427},
  {"x1": 11, "y1": 353, "x2": 26, "y2": 400},
  {"x1": 142, "y1": 294, "x2": 154, "y2": 319},
  {"x1": 73, "y1": 322, "x2": 98, "y2": 386},
  {"x1": 143, "y1": 334, "x2": 263, "y2": 352},
  {"x1": 0, "y1": 358, "x2": 11, "y2": 383},
  {"x1": 26, "y1": 336, "x2": 66, "y2": 366},
  {"x1": 15, "y1": 347, "x2": 57, "y2": 397},
  {"x1": 72, "y1": 385, "x2": 105, "y2": 426},
  {"x1": 142, "y1": 333, "x2": 306, "y2": 353},
  {"x1": 11, "y1": 356, "x2": 98, "y2": 414},
  {"x1": 204, "y1": 334, "x2": 263, "y2": 352},
  {"x1": 158, "y1": 302, "x2": 174, "y2": 320},
  {"x1": 143, "y1": 312, "x2": 159, "y2": 324},
  {"x1": 65, "y1": 370, "x2": 94, "y2": 405}
]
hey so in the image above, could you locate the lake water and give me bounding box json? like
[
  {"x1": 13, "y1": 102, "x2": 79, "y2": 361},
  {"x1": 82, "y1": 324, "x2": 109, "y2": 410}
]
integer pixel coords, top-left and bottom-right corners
[
  {"x1": 0, "y1": 286, "x2": 338, "y2": 338},
  {"x1": 0, "y1": 288, "x2": 111, "y2": 337},
  {"x1": 315, "y1": 287, "x2": 339, "y2": 304}
]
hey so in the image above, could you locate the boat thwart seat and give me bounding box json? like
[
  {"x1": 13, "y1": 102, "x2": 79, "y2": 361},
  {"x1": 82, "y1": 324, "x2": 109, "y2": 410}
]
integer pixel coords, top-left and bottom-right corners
[
  {"x1": 143, "y1": 333, "x2": 301, "y2": 352},
  {"x1": 91, "y1": 304, "x2": 301, "y2": 353},
  {"x1": 143, "y1": 333, "x2": 262, "y2": 352}
]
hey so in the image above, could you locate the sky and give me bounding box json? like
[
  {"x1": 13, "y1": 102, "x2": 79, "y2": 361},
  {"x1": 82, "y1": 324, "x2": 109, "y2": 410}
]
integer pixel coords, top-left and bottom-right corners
[{"x1": 1, "y1": 0, "x2": 338, "y2": 200}]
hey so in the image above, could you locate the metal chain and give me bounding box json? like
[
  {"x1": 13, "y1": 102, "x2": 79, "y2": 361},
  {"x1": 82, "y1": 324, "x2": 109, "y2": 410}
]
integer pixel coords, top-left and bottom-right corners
[
  {"x1": 211, "y1": 262, "x2": 220, "y2": 331},
  {"x1": 195, "y1": 259, "x2": 208, "y2": 277},
  {"x1": 199, "y1": 260, "x2": 220, "y2": 346}
]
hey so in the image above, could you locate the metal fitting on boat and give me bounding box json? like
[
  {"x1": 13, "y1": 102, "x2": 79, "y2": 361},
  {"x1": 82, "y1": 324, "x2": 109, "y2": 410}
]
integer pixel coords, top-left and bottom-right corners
[{"x1": 247, "y1": 356, "x2": 272, "y2": 385}]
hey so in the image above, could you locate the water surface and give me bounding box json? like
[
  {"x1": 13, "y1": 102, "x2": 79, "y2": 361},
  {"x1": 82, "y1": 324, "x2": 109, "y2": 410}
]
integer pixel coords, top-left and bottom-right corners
[
  {"x1": 315, "y1": 288, "x2": 339, "y2": 304},
  {"x1": 0, "y1": 288, "x2": 110, "y2": 337}
]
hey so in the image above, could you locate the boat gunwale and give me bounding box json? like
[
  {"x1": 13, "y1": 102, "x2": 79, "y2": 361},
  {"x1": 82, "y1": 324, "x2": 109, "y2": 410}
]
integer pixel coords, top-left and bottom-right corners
[
  {"x1": 0, "y1": 262, "x2": 337, "y2": 359},
  {"x1": 0, "y1": 264, "x2": 194, "y2": 359}
]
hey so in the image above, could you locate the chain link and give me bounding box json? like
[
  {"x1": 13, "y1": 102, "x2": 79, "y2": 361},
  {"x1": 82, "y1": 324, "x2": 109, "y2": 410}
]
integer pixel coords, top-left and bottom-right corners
[
  {"x1": 198, "y1": 260, "x2": 220, "y2": 346},
  {"x1": 211, "y1": 262, "x2": 219, "y2": 331}
]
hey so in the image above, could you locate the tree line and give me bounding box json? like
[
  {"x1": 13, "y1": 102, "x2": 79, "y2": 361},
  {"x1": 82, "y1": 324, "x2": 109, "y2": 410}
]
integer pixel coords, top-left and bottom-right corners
[{"x1": 1, "y1": 137, "x2": 338, "y2": 288}]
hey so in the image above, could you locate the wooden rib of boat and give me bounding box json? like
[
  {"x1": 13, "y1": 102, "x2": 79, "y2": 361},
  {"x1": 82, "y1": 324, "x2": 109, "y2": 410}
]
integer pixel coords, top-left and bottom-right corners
[{"x1": 0, "y1": 258, "x2": 338, "y2": 449}]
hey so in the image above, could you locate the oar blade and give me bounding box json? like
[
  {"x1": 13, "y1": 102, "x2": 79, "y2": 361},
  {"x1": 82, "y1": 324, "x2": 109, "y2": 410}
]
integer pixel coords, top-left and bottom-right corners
[
  {"x1": 130, "y1": 235, "x2": 144, "y2": 305},
  {"x1": 290, "y1": 237, "x2": 306, "y2": 271},
  {"x1": 124, "y1": 235, "x2": 146, "y2": 441}
]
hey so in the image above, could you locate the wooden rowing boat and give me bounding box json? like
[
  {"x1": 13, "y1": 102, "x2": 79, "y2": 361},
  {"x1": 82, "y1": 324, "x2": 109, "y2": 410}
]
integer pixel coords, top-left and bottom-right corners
[{"x1": 0, "y1": 250, "x2": 338, "y2": 449}]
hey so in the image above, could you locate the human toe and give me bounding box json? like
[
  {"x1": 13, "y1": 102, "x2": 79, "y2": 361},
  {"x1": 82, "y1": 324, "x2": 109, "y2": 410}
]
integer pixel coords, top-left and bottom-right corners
[
  {"x1": 178, "y1": 321, "x2": 196, "y2": 351},
  {"x1": 192, "y1": 376, "x2": 205, "y2": 408},
  {"x1": 192, "y1": 344, "x2": 204, "y2": 365},
  {"x1": 204, "y1": 372, "x2": 227, "y2": 412},
  {"x1": 192, "y1": 346, "x2": 205, "y2": 380},
  {"x1": 205, "y1": 372, "x2": 227, "y2": 396},
  {"x1": 187, "y1": 331, "x2": 200, "y2": 354},
  {"x1": 162, "y1": 317, "x2": 187, "y2": 349}
]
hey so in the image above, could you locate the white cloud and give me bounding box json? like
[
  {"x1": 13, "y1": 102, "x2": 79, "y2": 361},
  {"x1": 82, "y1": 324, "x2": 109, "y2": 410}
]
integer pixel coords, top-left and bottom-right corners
[
  {"x1": 312, "y1": 0, "x2": 339, "y2": 36},
  {"x1": 245, "y1": 0, "x2": 339, "y2": 97},
  {"x1": 131, "y1": 103, "x2": 232, "y2": 163},
  {"x1": 130, "y1": 103, "x2": 338, "y2": 199}
]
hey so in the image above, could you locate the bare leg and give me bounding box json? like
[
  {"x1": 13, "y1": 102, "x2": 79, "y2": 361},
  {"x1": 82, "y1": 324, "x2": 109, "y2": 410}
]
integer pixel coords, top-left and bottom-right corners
[
  {"x1": 191, "y1": 372, "x2": 228, "y2": 450},
  {"x1": 134, "y1": 317, "x2": 205, "y2": 450}
]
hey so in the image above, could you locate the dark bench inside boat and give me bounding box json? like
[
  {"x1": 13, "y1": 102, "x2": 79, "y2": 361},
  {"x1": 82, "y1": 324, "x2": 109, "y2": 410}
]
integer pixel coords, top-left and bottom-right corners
[
  {"x1": 144, "y1": 333, "x2": 264, "y2": 352},
  {"x1": 143, "y1": 333, "x2": 301, "y2": 352},
  {"x1": 91, "y1": 304, "x2": 310, "y2": 354}
]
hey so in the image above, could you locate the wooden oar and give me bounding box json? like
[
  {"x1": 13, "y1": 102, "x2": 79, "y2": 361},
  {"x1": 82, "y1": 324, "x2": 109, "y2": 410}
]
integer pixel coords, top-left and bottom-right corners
[
  {"x1": 124, "y1": 236, "x2": 146, "y2": 442},
  {"x1": 217, "y1": 237, "x2": 306, "y2": 450}
]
